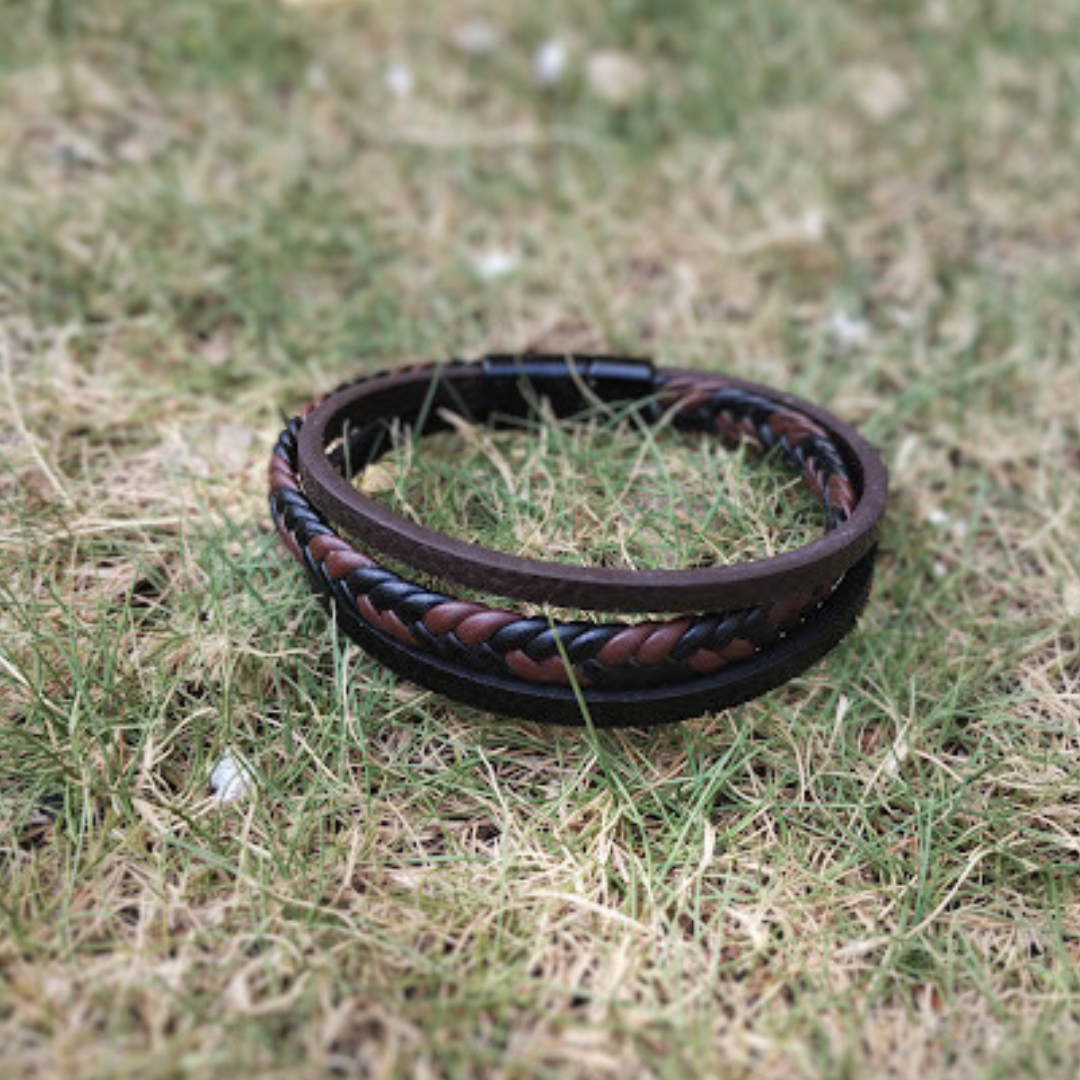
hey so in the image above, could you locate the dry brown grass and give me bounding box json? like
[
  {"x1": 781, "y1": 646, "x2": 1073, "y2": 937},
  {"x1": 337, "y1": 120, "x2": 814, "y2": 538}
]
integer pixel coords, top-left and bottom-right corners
[{"x1": 2, "y1": 1, "x2": 1080, "y2": 1078}]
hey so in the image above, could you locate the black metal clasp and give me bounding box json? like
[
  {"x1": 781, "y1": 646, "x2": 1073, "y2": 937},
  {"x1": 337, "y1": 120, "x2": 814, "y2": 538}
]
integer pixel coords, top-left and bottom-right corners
[{"x1": 481, "y1": 353, "x2": 656, "y2": 419}]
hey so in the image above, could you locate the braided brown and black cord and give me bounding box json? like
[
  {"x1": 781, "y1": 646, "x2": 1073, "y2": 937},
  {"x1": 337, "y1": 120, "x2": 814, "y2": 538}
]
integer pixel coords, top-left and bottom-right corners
[{"x1": 269, "y1": 368, "x2": 857, "y2": 691}]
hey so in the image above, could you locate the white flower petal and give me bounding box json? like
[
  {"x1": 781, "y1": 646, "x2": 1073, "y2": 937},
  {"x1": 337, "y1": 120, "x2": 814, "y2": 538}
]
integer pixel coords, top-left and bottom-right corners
[
  {"x1": 825, "y1": 308, "x2": 870, "y2": 351},
  {"x1": 210, "y1": 751, "x2": 255, "y2": 804},
  {"x1": 533, "y1": 40, "x2": 568, "y2": 87},
  {"x1": 385, "y1": 63, "x2": 414, "y2": 99},
  {"x1": 471, "y1": 249, "x2": 519, "y2": 280}
]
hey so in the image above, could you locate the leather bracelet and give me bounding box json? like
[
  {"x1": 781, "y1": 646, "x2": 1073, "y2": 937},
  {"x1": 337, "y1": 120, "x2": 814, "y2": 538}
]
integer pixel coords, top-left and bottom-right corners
[{"x1": 269, "y1": 355, "x2": 888, "y2": 726}]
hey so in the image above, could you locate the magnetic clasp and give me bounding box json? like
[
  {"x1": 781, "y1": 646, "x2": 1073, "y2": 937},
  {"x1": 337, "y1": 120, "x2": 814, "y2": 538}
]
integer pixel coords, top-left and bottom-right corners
[{"x1": 481, "y1": 353, "x2": 656, "y2": 419}]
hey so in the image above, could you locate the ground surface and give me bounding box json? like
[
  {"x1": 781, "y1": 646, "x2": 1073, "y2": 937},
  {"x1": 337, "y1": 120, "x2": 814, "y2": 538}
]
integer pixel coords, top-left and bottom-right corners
[{"x1": 2, "y1": 1, "x2": 1080, "y2": 1077}]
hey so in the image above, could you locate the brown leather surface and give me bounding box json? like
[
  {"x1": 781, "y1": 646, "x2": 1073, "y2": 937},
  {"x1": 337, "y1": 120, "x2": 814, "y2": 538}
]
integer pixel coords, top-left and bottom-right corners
[{"x1": 294, "y1": 360, "x2": 888, "y2": 614}]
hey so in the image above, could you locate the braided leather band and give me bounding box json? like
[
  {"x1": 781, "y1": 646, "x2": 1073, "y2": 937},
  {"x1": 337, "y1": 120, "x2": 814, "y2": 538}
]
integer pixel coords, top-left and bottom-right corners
[{"x1": 269, "y1": 356, "x2": 887, "y2": 725}]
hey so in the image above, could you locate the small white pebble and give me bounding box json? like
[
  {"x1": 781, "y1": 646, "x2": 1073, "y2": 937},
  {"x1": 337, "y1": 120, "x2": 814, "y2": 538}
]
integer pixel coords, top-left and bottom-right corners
[
  {"x1": 925, "y1": 0, "x2": 951, "y2": 28},
  {"x1": 882, "y1": 730, "x2": 910, "y2": 779},
  {"x1": 928, "y1": 506, "x2": 970, "y2": 541},
  {"x1": 452, "y1": 20, "x2": 500, "y2": 55},
  {"x1": 835, "y1": 693, "x2": 851, "y2": 726},
  {"x1": 1063, "y1": 583, "x2": 1080, "y2": 617},
  {"x1": 825, "y1": 308, "x2": 870, "y2": 351},
  {"x1": 802, "y1": 208, "x2": 827, "y2": 240},
  {"x1": 210, "y1": 751, "x2": 255, "y2": 804},
  {"x1": 932, "y1": 559, "x2": 949, "y2": 579},
  {"x1": 533, "y1": 40, "x2": 568, "y2": 87},
  {"x1": 850, "y1": 64, "x2": 910, "y2": 124},
  {"x1": 471, "y1": 249, "x2": 519, "y2": 280},
  {"x1": 586, "y1": 50, "x2": 647, "y2": 107},
  {"x1": 385, "y1": 63, "x2": 414, "y2": 98},
  {"x1": 54, "y1": 136, "x2": 103, "y2": 169}
]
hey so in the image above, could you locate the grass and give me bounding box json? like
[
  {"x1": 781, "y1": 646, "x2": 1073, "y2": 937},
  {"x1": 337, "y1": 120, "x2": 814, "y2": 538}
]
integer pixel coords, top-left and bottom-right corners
[
  {"x1": 364, "y1": 403, "x2": 824, "y2": 578},
  {"x1": 2, "y1": 0, "x2": 1080, "y2": 1077}
]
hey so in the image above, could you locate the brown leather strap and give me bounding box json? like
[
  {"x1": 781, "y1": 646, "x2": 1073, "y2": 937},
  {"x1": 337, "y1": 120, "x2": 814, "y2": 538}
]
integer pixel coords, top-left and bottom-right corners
[{"x1": 294, "y1": 357, "x2": 888, "y2": 614}]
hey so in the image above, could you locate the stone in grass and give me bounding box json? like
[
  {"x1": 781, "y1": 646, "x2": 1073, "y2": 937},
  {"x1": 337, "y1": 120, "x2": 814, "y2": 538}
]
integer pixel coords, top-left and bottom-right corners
[
  {"x1": 471, "y1": 249, "x2": 520, "y2": 281},
  {"x1": 586, "y1": 51, "x2": 647, "y2": 108},
  {"x1": 385, "y1": 63, "x2": 414, "y2": 99},
  {"x1": 824, "y1": 309, "x2": 870, "y2": 352},
  {"x1": 210, "y1": 750, "x2": 255, "y2": 804},
  {"x1": 847, "y1": 64, "x2": 910, "y2": 124},
  {"x1": 533, "y1": 40, "x2": 568, "y2": 88},
  {"x1": 452, "y1": 20, "x2": 501, "y2": 55}
]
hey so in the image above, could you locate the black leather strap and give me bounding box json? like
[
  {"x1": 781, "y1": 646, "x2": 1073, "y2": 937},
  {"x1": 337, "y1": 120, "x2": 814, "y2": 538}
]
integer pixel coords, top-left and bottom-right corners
[{"x1": 309, "y1": 549, "x2": 876, "y2": 727}]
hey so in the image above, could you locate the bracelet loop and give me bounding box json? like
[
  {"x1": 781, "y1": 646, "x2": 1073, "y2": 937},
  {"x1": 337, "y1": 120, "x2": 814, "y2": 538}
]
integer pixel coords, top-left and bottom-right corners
[
  {"x1": 270, "y1": 356, "x2": 888, "y2": 725},
  {"x1": 294, "y1": 357, "x2": 887, "y2": 612}
]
